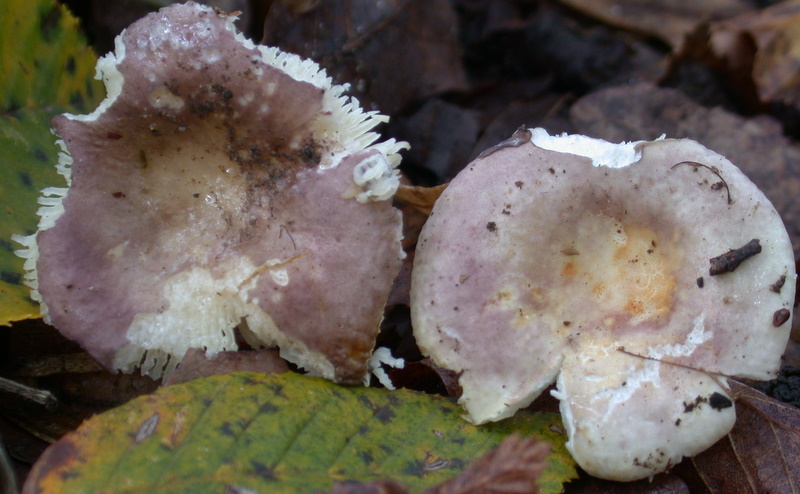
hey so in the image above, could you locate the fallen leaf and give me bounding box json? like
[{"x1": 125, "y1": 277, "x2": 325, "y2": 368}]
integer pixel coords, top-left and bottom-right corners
[
  {"x1": 0, "y1": 109, "x2": 71, "y2": 324},
  {"x1": 386, "y1": 99, "x2": 480, "y2": 183},
  {"x1": 262, "y1": 0, "x2": 468, "y2": 114},
  {"x1": 427, "y1": 434, "x2": 550, "y2": 494},
  {"x1": 0, "y1": 0, "x2": 102, "y2": 325},
  {"x1": 395, "y1": 184, "x2": 449, "y2": 216},
  {"x1": 163, "y1": 348, "x2": 289, "y2": 386},
  {"x1": 0, "y1": 0, "x2": 99, "y2": 111},
  {"x1": 469, "y1": 91, "x2": 574, "y2": 162},
  {"x1": 691, "y1": 380, "x2": 800, "y2": 493},
  {"x1": 23, "y1": 372, "x2": 577, "y2": 494},
  {"x1": 557, "y1": 0, "x2": 752, "y2": 50},
  {"x1": 327, "y1": 435, "x2": 551, "y2": 494},
  {"x1": 710, "y1": 0, "x2": 800, "y2": 108},
  {"x1": 462, "y1": 5, "x2": 665, "y2": 93}
]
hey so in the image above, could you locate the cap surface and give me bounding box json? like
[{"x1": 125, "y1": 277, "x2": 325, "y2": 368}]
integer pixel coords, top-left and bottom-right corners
[
  {"x1": 410, "y1": 128, "x2": 795, "y2": 480},
  {"x1": 19, "y1": 2, "x2": 406, "y2": 384}
]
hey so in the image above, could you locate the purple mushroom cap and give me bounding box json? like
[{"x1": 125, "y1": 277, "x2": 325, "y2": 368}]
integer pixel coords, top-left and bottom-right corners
[
  {"x1": 16, "y1": 2, "x2": 406, "y2": 384},
  {"x1": 410, "y1": 128, "x2": 796, "y2": 480}
]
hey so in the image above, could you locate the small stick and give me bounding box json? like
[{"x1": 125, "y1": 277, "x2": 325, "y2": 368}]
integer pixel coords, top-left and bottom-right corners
[
  {"x1": 709, "y1": 239, "x2": 761, "y2": 276},
  {"x1": 0, "y1": 376, "x2": 57, "y2": 408}
]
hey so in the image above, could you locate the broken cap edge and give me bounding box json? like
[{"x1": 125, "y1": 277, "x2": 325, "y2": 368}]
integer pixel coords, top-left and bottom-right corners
[{"x1": 530, "y1": 127, "x2": 666, "y2": 169}]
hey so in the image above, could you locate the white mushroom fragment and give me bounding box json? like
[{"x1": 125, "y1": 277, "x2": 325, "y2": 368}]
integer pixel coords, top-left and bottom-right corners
[
  {"x1": 14, "y1": 2, "x2": 407, "y2": 384},
  {"x1": 410, "y1": 128, "x2": 795, "y2": 481}
]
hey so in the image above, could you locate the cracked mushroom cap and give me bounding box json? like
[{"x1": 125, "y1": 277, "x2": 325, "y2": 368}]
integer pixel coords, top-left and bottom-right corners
[
  {"x1": 410, "y1": 128, "x2": 796, "y2": 481},
  {"x1": 15, "y1": 2, "x2": 407, "y2": 384}
]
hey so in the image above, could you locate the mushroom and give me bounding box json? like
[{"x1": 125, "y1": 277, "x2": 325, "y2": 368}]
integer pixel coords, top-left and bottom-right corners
[
  {"x1": 14, "y1": 2, "x2": 407, "y2": 385},
  {"x1": 410, "y1": 128, "x2": 796, "y2": 481}
]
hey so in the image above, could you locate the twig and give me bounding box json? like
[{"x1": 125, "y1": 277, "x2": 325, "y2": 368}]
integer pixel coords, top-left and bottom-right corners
[{"x1": 0, "y1": 377, "x2": 57, "y2": 409}]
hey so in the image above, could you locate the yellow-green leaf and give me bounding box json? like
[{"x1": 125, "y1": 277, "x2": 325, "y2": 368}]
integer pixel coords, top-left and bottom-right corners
[
  {"x1": 0, "y1": 108, "x2": 65, "y2": 323},
  {"x1": 0, "y1": 0, "x2": 100, "y2": 111},
  {"x1": 24, "y1": 372, "x2": 577, "y2": 493},
  {"x1": 0, "y1": 0, "x2": 103, "y2": 324}
]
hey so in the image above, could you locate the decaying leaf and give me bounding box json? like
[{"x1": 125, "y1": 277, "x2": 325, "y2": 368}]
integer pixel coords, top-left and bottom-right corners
[
  {"x1": 386, "y1": 99, "x2": 481, "y2": 183},
  {"x1": 163, "y1": 347, "x2": 289, "y2": 386},
  {"x1": 262, "y1": 0, "x2": 468, "y2": 115},
  {"x1": 428, "y1": 434, "x2": 550, "y2": 494},
  {"x1": 691, "y1": 381, "x2": 800, "y2": 492},
  {"x1": 710, "y1": 0, "x2": 800, "y2": 108},
  {"x1": 461, "y1": 6, "x2": 664, "y2": 95},
  {"x1": 557, "y1": 0, "x2": 753, "y2": 50},
  {"x1": 23, "y1": 372, "x2": 577, "y2": 494},
  {"x1": 395, "y1": 184, "x2": 448, "y2": 216}
]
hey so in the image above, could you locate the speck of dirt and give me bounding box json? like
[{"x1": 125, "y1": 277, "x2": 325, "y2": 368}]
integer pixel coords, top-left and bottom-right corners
[{"x1": 708, "y1": 392, "x2": 733, "y2": 411}]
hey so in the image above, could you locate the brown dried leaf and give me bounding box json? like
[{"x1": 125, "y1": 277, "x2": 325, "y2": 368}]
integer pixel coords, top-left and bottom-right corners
[
  {"x1": 262, "y1": 0, "x2": 467, "y2": 114},
  {"x1": 711, "y1": 0, "x2": 800, "y2": 107},
  {"x1": 426, "y1": 434, "x2": 550, "y2": 494},
  {"x1": 558, "y1": 0, "x2": 753, "y2": 50},
  {"x1": 387, "y1": 99, "x2": 481, "y2": 183},
  {"x1": 10, "y1": 353, "x2": 102, "y2": 378},
  {"x1": 462, "y1": 6, "x2": 664, "y2": 94},
  {"x1": 1, "y1": 321, "x2": 158, "y2": 444},
  {"x1": 469, "y1": 91, "x2": 574, "y2": 161},
  {"x1": 691, "y1": 381, "x2": 800, "y2": 493},
  {"x1": 395, "y1": 184, "x2": 448, "y2": 216},
  {"x1": 385, "y1": 361, "x2": 450, "y2": 396},
  {"x1": 163, "y1": 348, "x2": 289, "y2": 386}
]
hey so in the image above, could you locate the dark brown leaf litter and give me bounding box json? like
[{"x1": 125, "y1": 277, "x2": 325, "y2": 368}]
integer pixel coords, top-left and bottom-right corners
[
  {"x1": 708, "y1": 2, "x2": 800, "y2": 110},
  {"x1": 558, "y1": 0, "x2": 754, "y2": 50},
  {"x1": 563, "y1": 469, "x2": 691, "y2": 494},
  {"x1": 1, "y1": 320, "x2": 158, "y2": 482},
  {"x1": 459, "y1": 2, "x2": 666, "y2": 93},
  {"x1": 690, "y1": 381, "x2": 800, "y2": 493},
  {"x1": 427, "y1": 435, "x2": 550, "y2": 494},
  {"x1": 163, "y1": 348, "x2": 289, "y2": 386},
  {"x1": 385, "y1": 99, "x2": 480, "y2": 184},
  {"x1": 262, "y1": 0, "x2": 468, "y2": 115}
]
